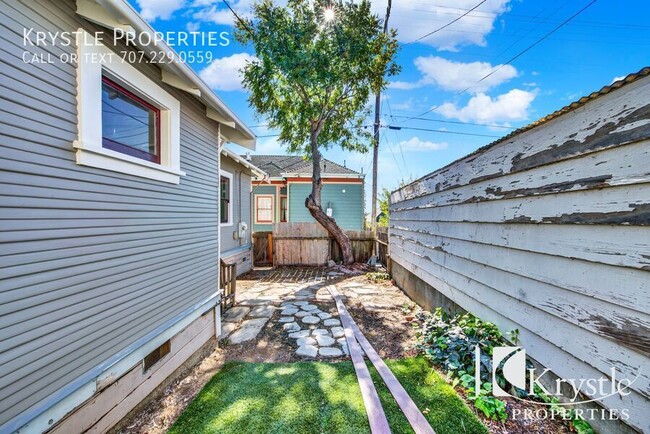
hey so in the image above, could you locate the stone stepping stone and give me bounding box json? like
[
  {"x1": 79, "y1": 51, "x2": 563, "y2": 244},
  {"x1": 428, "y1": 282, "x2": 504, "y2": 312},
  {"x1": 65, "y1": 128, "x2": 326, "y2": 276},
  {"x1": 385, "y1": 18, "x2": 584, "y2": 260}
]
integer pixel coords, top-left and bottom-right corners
[
  {"x1": 278, "y1": 316, "x2": 295, "y2": 323},
  {"x1": 239, "y1": 298, "x2": 275, "y2": 306},
  {"x1": 229, "y1": 318, "x2": 268, "y2": 344},
  {"x1": 292, "y1": 301, "x2": 310, "y2": 306},
  {"x1": 319, "y1": 347, "x2": 343, "y2": 357},
  {"x1": 220, "y1": 322, "x2": 238, "y2": 339},
  {"x1": 340, "y1": 343, "x2": 349, "y2": 356},
  {"x1": 283, "y1": 322, "x2": 301, "y2": 332},
  {"x1": 295, "y1": 310, "x2": 312, "y2": 317},
  {"x1": 281, "y1": 302, "x2": 295, "y2": 308},
  {"x1": 296, "y1": 337, "x2": 317, "y2": 346},
  {"x1": 288, "y1": 330, "x2": 311, "y2": 339},
  {"x1": 301, "y1": 304, "x2": 319, "y2": 311},
  {"x1": 296, "y1": 345, "x2": 318, "y2": 358},
  {"x1": 250, "y1": 305, "x2": 275, "y2": 318},
  {"x1": 330, "y1": 326, "x2": 345, "y2": 338},
  {"x1": 323, "y1": 319, "x2": 341, "y2": 327},
  {"x1": 301, "y1": 315, "x2": 320, "y2": 325},
  {"x1": 364, "y1": 302, "x2": 392, "y2": 312},
  {"x1": 223, "y1": 306, "x2": 250, "y2": 322},
  {"x1": 281, "y1": 308, "x2": 299, "y2": 315},
  {"x1": 312, "y1": 329, "x2": 329, "y2": 336},
  {"x1": 317, "y1": 312, "x2": 332, "y2": 320},
  {"x1": 315, "y1": 335, "x2": 335, "y2": 346}
]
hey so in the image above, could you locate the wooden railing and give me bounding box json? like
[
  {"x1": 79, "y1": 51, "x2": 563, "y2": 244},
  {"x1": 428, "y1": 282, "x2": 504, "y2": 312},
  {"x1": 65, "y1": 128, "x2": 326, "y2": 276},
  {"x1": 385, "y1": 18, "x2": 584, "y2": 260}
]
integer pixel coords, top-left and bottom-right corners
[{"x1": 220, "y1": 259, "x2": 237, "y2": 310}]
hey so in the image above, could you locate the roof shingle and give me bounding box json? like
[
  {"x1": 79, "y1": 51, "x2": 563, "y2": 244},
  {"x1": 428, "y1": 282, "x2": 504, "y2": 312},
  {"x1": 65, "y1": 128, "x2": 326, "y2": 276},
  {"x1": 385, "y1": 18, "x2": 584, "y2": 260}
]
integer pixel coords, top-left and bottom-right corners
[{"x1": 245, "y1": 155, "x2": 362, "y2": 178}]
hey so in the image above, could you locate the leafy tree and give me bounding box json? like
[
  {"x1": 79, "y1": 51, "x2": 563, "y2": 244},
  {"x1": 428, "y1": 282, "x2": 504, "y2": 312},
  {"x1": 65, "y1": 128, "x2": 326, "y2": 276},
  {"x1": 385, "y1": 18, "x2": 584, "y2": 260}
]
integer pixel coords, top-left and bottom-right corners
[
  {"x1": 236, "y1": 0, "x2": 399, "y2": 264},
  {"x1": 377, "y1": 177, "x2": 412, "y2": 227},
  {"x1": 377, "y1": 188, "x2": 390, "y2": 227}
]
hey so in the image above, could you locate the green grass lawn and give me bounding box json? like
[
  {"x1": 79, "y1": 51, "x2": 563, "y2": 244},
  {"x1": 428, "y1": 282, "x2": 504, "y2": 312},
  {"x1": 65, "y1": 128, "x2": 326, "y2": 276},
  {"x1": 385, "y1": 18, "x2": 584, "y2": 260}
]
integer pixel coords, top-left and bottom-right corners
[{"x1": 169, "y1": 357, "x2": 487, "y2": 434}]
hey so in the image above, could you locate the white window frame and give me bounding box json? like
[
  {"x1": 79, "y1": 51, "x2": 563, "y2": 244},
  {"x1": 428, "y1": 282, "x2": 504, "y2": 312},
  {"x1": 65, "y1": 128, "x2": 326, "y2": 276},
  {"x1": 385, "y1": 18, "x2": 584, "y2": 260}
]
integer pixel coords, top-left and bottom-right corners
[
  {"x1": 220, "y1": 169, "x2": 233, "y2": 227},
  {"x1": 73, "y1": 29, "x2": 185, "y2": 184},
  {"x1": 255, "y1": 194, "x2": 275, "y2": 224}
]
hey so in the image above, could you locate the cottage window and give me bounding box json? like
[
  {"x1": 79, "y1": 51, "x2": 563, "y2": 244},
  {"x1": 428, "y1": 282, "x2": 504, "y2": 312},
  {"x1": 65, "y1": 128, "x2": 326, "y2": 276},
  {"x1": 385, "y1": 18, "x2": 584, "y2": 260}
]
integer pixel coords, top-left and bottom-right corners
[
  {"x1": 220, "y1": 171, "x2": 233, "y2": 225},
  {"x1": 256, "y1": 195, "x2": 274, "y2": 224},
  {"x1": 280, "y1": 196, "x2": 288, "y2": 222},
  {"x1": 101, "y1": 76, "x2": 161, "y2": 163},
  {"x1": 73, "y1": 30, "x2": 184, "y2": 184}
]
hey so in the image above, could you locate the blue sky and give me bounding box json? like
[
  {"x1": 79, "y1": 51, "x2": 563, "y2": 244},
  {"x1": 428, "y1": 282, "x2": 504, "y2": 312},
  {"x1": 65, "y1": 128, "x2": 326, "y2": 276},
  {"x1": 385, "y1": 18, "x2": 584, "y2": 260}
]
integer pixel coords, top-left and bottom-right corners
[{"x1": 128, "y1": 0, "x2": 648, "y2": 210}]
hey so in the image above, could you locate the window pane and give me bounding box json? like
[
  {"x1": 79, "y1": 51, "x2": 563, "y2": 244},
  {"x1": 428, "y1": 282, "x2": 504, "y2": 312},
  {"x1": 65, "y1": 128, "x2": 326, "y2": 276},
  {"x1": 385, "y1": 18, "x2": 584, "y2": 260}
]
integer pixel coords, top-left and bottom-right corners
[
  {"x1": 220, "y1": 176, "x2": 230, "y2": 223},
  {"x1": 257, "y1": 197, "x2": 273, "y2": 222},
  {"x1": 102, "y1": 78, "x2": 159, "y2": 162}
]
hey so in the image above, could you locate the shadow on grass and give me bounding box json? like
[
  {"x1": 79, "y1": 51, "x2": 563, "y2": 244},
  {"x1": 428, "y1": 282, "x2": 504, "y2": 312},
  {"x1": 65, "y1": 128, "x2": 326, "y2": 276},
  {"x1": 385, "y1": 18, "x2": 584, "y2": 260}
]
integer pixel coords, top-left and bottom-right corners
[{"x1": 169, "y1": 357, "x2": 487, "y2": 434}]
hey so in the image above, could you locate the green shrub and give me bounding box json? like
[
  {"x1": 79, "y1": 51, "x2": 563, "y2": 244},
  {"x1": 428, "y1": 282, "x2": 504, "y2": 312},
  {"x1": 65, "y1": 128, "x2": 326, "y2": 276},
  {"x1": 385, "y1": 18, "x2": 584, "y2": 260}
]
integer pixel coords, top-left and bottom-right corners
[
  {"x1": 366, "y1": 272, "x2": 390, "y2": 283},
  {"x1": 415, "y1": 308, "x2": 512, "y2": 421},
  {"x1": 415, "y1": 308, "x2": 593, "y2": 431}
]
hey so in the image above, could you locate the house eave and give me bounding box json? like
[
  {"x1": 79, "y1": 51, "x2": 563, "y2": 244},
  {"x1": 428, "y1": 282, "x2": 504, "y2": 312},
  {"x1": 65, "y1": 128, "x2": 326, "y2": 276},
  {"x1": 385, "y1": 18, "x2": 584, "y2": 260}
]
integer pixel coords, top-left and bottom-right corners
[
  {"x1": 76, "y1": 0, "x2": 257, "y2": 149},
  {"x1": 220, "y1": 148, "x2": 268, "y2": 179}
]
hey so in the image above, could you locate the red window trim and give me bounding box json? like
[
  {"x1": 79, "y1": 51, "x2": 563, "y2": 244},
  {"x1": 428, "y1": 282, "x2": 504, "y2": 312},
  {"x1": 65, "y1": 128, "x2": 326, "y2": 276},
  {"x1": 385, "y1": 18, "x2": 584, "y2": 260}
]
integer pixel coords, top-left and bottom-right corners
[
  {"x1": 101, "y1": 76, "x2": 161, "y2": 164},
  {"x1": 256, "y1": 195, "x2": 274, "y2": 224}
]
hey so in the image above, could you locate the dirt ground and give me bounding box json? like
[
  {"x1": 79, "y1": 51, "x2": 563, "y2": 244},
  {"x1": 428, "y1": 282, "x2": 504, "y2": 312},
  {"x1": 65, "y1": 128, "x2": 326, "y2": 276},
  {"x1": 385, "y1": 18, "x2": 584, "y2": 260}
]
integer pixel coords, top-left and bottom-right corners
[{"x1": 118, "y1": 268, "x2": 572, "y2": 434}]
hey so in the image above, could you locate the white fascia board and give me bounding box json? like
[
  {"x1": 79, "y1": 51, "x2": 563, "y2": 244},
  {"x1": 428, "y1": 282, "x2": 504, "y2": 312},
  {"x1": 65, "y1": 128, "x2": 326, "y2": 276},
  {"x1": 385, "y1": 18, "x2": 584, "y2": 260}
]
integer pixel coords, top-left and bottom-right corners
[
  {"x1": 221, "y1": 148, "x2": 268, "y2": 179},
  {"x1": 280, "y1": 172, "x2": 364, "y2": 179},
  {"x1": 207, "y1": 108, "x2": 236, "y2": 129},
  {"x1": 161, "y1": 70, "x2": 201, "y2": 96}
]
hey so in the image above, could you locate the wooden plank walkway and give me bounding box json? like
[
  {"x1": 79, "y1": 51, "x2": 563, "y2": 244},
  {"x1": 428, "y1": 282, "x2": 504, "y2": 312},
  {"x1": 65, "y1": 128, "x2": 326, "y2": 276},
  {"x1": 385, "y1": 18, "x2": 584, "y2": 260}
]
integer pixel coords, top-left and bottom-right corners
[
  {"x1": 328, "y1": 285, "x2": 436, "y2": 434},
  {"x1": 332, "y1": 286, "x2": 391, "y2": 434}
]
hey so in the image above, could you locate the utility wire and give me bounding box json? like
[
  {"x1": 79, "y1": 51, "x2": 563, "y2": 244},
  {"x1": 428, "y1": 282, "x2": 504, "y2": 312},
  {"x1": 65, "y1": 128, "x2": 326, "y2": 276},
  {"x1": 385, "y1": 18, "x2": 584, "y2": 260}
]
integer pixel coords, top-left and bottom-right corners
[
  {"x1": 397, "y1": 0, "x2": 599, "y2": 124},
  {"x1": 384, "y1": 125, "x2": 500, "y2": 138},
  {"x1": 389, "y1": 115, "x2": 516, "y2": 130},
  {"x1": 404, "y1": 0, "x2": 487, "y2": 45}
]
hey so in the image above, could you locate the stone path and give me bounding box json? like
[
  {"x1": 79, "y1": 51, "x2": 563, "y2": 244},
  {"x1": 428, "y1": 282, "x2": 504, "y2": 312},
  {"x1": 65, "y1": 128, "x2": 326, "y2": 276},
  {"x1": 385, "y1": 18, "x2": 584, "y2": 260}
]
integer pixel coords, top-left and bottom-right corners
[{"x1": 220, "y1": 268, "x2": 349, "y2": 358}]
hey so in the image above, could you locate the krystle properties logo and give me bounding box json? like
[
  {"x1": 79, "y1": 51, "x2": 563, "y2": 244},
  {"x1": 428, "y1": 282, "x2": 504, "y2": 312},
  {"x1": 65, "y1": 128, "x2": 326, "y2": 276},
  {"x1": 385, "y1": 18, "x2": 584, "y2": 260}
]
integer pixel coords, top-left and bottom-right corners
[{"x1": 474, "y1": 346, "x2": 639, "y2": 421}]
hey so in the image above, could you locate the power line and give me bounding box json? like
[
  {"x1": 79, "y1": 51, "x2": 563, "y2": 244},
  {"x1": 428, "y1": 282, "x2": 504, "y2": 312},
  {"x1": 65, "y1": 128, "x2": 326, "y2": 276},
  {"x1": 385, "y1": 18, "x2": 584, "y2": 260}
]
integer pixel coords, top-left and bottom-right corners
[
  {"x1": 405, "y1": 0, "x2": 487, "y2": 45},
  {"x1": 385, "y1": 125, "x2": 501, "y2": 138},
  {"x1": 389, "y1": 115, "x2": 516, "y2": 130},
  {"x1": 397, "y1": 0, "x2": 599, "y2": 124}
]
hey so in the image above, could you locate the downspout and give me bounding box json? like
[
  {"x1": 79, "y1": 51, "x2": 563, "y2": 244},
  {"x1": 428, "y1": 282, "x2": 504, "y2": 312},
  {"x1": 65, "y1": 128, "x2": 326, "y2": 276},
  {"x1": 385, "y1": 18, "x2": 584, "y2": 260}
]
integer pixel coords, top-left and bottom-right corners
[
  {"x1": 215, "y1": 123, "x2": 224, "y2": 340},
  {"x1": 239, "y1": 170, "x2": 243, "y2": 247}
]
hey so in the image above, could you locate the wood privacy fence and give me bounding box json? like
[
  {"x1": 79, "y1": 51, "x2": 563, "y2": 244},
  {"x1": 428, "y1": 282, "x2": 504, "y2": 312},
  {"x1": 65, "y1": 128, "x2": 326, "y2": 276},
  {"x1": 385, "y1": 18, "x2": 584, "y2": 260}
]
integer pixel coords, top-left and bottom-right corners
[
  {"x1": 253, "y1": 223, "x2": 375, "y2": 266},
  {"x1": 376, "y1": 226, "x2": 389, "y2": 266},
  {"x1": 389, "y1": 73, "x2": 650, "y2": 433},
  {"x1": 252, "y1": 231, "x2": 273, "y2": 266}
]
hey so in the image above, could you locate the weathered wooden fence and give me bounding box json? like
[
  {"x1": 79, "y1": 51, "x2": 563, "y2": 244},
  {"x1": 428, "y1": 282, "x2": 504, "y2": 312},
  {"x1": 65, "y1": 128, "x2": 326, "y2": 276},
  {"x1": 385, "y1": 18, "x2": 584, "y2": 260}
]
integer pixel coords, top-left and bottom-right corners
[
  {"x1": 252, "y1": 231, "x2": 273, "y2": 266},
  {"x1": 376, "y1": 226, "x2": 389, "y2": 266},
  {"x1": 265, "y1": 223, "x2": 375, "y2": 266},
  {"x1": 388, "y1": 71, "x2": 650, "y2": 433}
]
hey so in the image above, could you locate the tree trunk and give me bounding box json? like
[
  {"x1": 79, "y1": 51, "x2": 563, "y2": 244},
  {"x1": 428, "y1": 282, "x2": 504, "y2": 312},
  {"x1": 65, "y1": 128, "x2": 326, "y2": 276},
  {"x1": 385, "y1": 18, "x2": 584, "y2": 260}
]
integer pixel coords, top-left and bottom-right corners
[{"x1": 305, "y1": 130, "x2": 355, "y2": 265}]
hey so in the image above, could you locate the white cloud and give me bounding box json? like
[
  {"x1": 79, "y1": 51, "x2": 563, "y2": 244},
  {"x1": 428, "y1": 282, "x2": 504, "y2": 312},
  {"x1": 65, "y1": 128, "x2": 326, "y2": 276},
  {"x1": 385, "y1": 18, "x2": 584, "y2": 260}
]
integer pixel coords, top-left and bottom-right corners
[
  {"x1": 390, "y1": 57, "x2": 518, "y2": 93},
  {"x1": 194, "y1": 0, "x2": 286, "y2": 25},
  {"x1": 611, "y1": 75, "x2": 626, "y2": 84},
  {"x1": 372, "y1": 0, "x2": 511, "y2": 50},
  {"x1": 199, "y1": 52, "x2": 257, "y2": 91},
  {"x1": 436, "y1": 89, "x2": 536, "y2": 123},
  {"x1": 136, "y1": 0, "x2": 185, "y2": 21},
  {"x1": 398, "y1": 137, "x2": 448, "y2": 152},
  {"x1": 254, "y1": 136, "x2": 285, "y2": 154},
  {"x1": 186, "y1": 21, "x2": 200, "y2": 32}
]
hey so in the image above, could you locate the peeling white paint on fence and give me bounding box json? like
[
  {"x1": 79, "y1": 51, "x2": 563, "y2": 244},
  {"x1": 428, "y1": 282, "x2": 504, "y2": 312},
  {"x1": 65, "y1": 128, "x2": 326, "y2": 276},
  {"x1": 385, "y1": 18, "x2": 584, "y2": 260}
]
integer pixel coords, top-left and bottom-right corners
[{"x1": 389, "y1": 72, "x2": 650, "y2": 433}]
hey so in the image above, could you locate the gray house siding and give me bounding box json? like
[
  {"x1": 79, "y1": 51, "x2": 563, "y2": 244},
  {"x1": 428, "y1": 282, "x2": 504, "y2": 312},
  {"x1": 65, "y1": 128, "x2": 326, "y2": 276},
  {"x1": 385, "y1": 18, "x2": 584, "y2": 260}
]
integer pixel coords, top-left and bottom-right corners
[
  {"x1": 219, "y1": 154, "x2": 253, "y2": 275},
  {"x1": 389, "y1": 74, "x2": 650, "y2": 433},
  {"x1": 0, "y1": 1, "x2": 222, "y2": 430}
]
